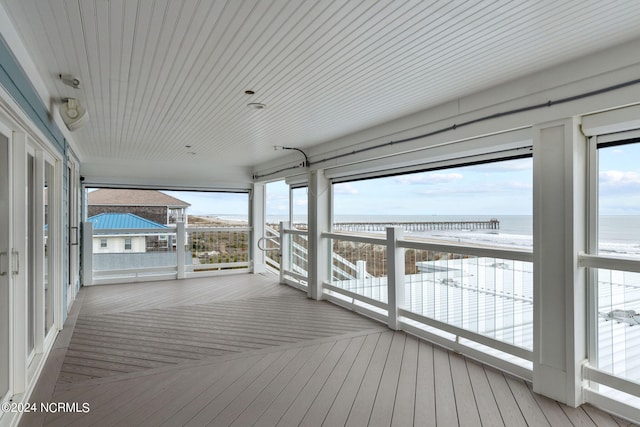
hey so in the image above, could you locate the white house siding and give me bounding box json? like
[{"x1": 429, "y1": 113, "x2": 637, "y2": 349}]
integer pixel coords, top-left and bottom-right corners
[{"x1": 92, "y1": 235, "x2": 146, "y2": 254}]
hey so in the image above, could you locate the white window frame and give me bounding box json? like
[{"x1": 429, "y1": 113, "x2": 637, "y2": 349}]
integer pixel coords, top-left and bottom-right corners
[{"x1": 580, "y1": 125, "x2": 640, "y2": 420}]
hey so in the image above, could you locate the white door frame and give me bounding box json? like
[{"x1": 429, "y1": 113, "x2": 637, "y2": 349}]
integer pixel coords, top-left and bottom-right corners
[{"x1": 0, "y1": 120, "x2": 14, "y2": 405}]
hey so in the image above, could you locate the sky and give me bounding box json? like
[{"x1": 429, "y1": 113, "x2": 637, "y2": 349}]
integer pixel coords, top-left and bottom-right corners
[
  {"x1": 162, "y1": 190, "x2": 250, "y2": 217},
  {"x1": 159, "y1": 143, "x2": 640, "y2": 218},
  {"x1": 598, "y1": 143, "x2": 640, "y2": 215}
]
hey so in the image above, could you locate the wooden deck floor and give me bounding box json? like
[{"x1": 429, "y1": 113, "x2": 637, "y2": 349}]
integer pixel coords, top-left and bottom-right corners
[{"x1": 22, "y1": 274, "x2": 635, "y2": 426}]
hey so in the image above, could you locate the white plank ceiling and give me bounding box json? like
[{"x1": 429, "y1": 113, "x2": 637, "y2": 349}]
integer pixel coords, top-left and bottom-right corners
[{"x1": 4, "y1": 0, "x2": 640, "y2": 184}]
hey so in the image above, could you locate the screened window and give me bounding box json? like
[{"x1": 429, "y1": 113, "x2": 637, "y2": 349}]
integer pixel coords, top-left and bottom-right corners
[
  {"x1": 291, "y1": 186, "x2": 308, "y2": 230},
  {"x1": 124, "y1": 238, "x2": 132, "y2": 251},
  {"x1": 332, "y1": 157, "x2": 533, "y2": 249},
  {"x1": 592, "y1": 139, "x2": 640, "y2": 389},
  {"x1": 597, "y1": 141, "x2": 640, "y2": 258},
  {"x1": 100, "y1": 238, "x2": 107, "y2": 248}
]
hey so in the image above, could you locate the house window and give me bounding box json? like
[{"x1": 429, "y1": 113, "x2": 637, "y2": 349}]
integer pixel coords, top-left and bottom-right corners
[
  {"x1": 100, "y1": 238, "x2": 107, "y2": 248},
  {"x1": 124, "y1": 238, "x2": 132, "y2": 250}
]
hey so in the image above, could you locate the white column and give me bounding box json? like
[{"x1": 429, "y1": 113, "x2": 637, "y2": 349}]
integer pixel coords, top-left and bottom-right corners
[
  {"x1": 82, "y1": 221, "x2": 93, "y2": 286},
  {"x1": 279, "y1": 221, "x2": 290, "y2": 284},
  {"x1": 307, "y1": 170, "x2": 331, "y2": 300},
  {"x1": 251, "y1": 183, "x2": 266, "y2": 274},
  {"x1": 176, "y1": 222, "x2": 186, "y2": 279},
  {"x1": 387, "y1": 227, "x2": 405, "y2": 330},
  {"x1": 532, "y1": 117, "x2": 587, "y2": 407}
]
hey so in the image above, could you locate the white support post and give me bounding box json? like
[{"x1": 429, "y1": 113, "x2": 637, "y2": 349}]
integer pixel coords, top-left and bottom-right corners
[
  {"x1": 251, "y1": 183, "x2": 266, "y2": 274},
  {"x1": 356, "y1": 260, "x2": 367, "y2": 279},
  {"x1": 176, "y1": 222, "x2": 186, "y2": 279},
  {"x1": 532, "y1": 117, "x2": 587, "y2": 407},
  {"x1": 308, "y1": 170, "x2": 331, "y2": 300},
  {"x1": 279, "y1": 221, "x2": 290, "y2": 284},
  {"x1": 81, "y1": 221, "x2": 93, "y2": 286},
  {"x1": 387, "y1": 227, "x2": 405, "y2": 330}
]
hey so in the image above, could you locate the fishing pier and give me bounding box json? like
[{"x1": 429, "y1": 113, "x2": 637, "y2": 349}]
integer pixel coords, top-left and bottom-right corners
[{"x1": 332, "y1": 219, "x2": 499, "y2": 232}]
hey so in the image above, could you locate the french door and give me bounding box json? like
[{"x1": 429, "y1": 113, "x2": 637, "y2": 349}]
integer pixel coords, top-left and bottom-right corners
[
  {"x1": 0, "y1": 118, "x2": 61, "y2": 413},
  {"x1": 0, "y1": 122, "x2": 12, "y2": 404},
  {"x1": 23, "y1": 140, "x2": 58, "y2": 364}
]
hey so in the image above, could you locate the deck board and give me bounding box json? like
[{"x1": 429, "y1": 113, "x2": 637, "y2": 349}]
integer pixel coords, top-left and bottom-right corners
[
  {"x1": 485, "y1": 366, "x2": 528, "y2": 427},
  {"x1": 466, "y1": 359, "x2": 505, "y2": 427},
  {"x1": 414, "y1": 340, "x2": 437, "y2": 426},
  {"x1": 345, "y1": 331, "x2": 394, "y2": 426},
  {"x1": 450, "y1": 352, "x2": 482, "y2": 427},
  {"x1": 320, "y1": 332, "x2": 381, "y2": 426},
  {"x1": 277, "y1": 337, "x2": 352, "y2": 426},
  {"x1": 19, "y1": 274, "x2": 635, "y2": 427},
  {"x1": 369, "y1": 332, "x2": 405, "y2": 427},
  {"x1": 433, "y1": 346, "x2": 459, "y2": 426},
  {"x1": 390, "y1": 335, "x2": 418, "y2": 426},
  {"x1": 505, "y1": 375, "x2": 550, "y2": 426},
  {"x1": 299, "y1": 335, "x2": 366, "y2": 426}
]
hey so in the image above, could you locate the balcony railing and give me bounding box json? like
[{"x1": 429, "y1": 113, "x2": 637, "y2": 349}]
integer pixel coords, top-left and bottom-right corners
[
  {"x1": 275, "y1": 222, "x2": 377, "y2": 291},
  {"x1": 579, "y1": 253, "x2": 640, "y2": 412},
  {"x1": 318, "y1": 227, "x2": 534, "y2": 379},
  {"x1": 280, "y1": 227, "x2": 310, "y2": 289},
  {"x1": 83, "y1": 222, "x2": 250, "y2": 285}
]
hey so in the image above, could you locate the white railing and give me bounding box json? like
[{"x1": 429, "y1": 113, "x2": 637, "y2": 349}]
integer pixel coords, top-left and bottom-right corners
[
  {"x1": 321, "y1": 227, "x2": 534, "y2": 379},
  {"x1": 579, "y1": 252, "x2": 640, "y2": 417},
  {"x1": 264, "y1": 225, "x2": 281, "y2": 271},
  {"x1": 280, "y1": 226, "x2": 309, "y2": 289},
  {"x1": 276, "y1": 223, "x2": 374, "y2": 290},
  {"x1": 83, "y1": 222, "x2": 251, "y2": 285}
]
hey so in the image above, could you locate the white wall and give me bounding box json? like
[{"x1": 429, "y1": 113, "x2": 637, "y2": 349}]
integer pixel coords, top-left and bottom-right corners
[{"x1": 92, "y1": 236, "x2": 146, "y2": 253}]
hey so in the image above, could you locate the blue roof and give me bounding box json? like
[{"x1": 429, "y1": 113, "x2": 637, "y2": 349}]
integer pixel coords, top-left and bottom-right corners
[{"x1": 87, "y1": 213, "x2": 168, "y2": 229}]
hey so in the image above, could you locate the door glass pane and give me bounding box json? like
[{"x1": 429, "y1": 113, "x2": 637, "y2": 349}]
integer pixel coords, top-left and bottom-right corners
[
  {"x1": 27, "y1": 153, "x2": 35, "y2": 355},
  {"x1": 44, "y1": 160, "x2": 54, "y2": 335},
  {"x1": 0, "y1": 131, "x2": 10, "y2": 400}
]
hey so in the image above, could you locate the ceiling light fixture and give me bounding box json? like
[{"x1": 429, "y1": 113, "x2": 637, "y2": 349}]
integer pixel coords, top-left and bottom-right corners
[
  {"x1": 274, "y1": 145, "x2": 309, "y2": 168},
  {"x1": 59, "y1": 98, "x2": 89, "y2": 131}
]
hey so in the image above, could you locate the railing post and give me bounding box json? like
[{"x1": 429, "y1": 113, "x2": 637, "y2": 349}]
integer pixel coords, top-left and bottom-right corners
[
  {"x1": 82, "y1": 221, "x2": 93, "y2": 286},
  {"x1": 387, "y1": 226, "x2": 405, "y2": 330},
  {"x1": 356, "y1": 260, "x2": 367, "y2": 280},
  {"x1": 279, "y1": 221, "x2": 290, "y2": 284},
  {"x1": 176, "y1": 222, "x2": 186, "y2": 279}
]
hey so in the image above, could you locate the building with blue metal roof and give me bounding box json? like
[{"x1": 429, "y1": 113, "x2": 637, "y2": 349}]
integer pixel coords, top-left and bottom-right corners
[
  {"x1": 87, "y1": 213, "x2": 169, "y2": 230},
  {"x1": 88, "y1": 213, "x2": 169, "y2": 254}
]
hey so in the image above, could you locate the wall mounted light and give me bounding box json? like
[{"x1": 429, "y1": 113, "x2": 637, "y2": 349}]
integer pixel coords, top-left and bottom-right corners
[
  {"x1": 59, "y1": 98, "x2": 89, "y2": 131},
  {"x1": 59, "y1": 74, "x2": 81, "y2": 89}
]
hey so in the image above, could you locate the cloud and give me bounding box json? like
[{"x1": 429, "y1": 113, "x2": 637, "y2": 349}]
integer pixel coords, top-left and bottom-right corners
[
  {"x1": 600, "y1": 170, "x2": 640, "y2": 187},
  {"x1": 393, "y1": 172, "x2": 463, "y2": 185},
  {"x1": 412, "y1": 179, "x2": 531, "y2": 196},
  {"x1": 474, "y1": 158, "x2": 532, "y2": 172},
  {"x1": 333, "y1": 183, "x2": 359, "y2": 195}
]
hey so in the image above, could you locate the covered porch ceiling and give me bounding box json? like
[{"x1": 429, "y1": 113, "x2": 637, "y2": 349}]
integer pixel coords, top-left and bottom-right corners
[{"x1": 4, "y1": 0, "x2": 640, "y2": 187}]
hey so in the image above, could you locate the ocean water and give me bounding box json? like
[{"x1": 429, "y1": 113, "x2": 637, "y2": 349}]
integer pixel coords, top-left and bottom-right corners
[{"x1": 265, "y1": 214, "x2": 640, "y2": 257}]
